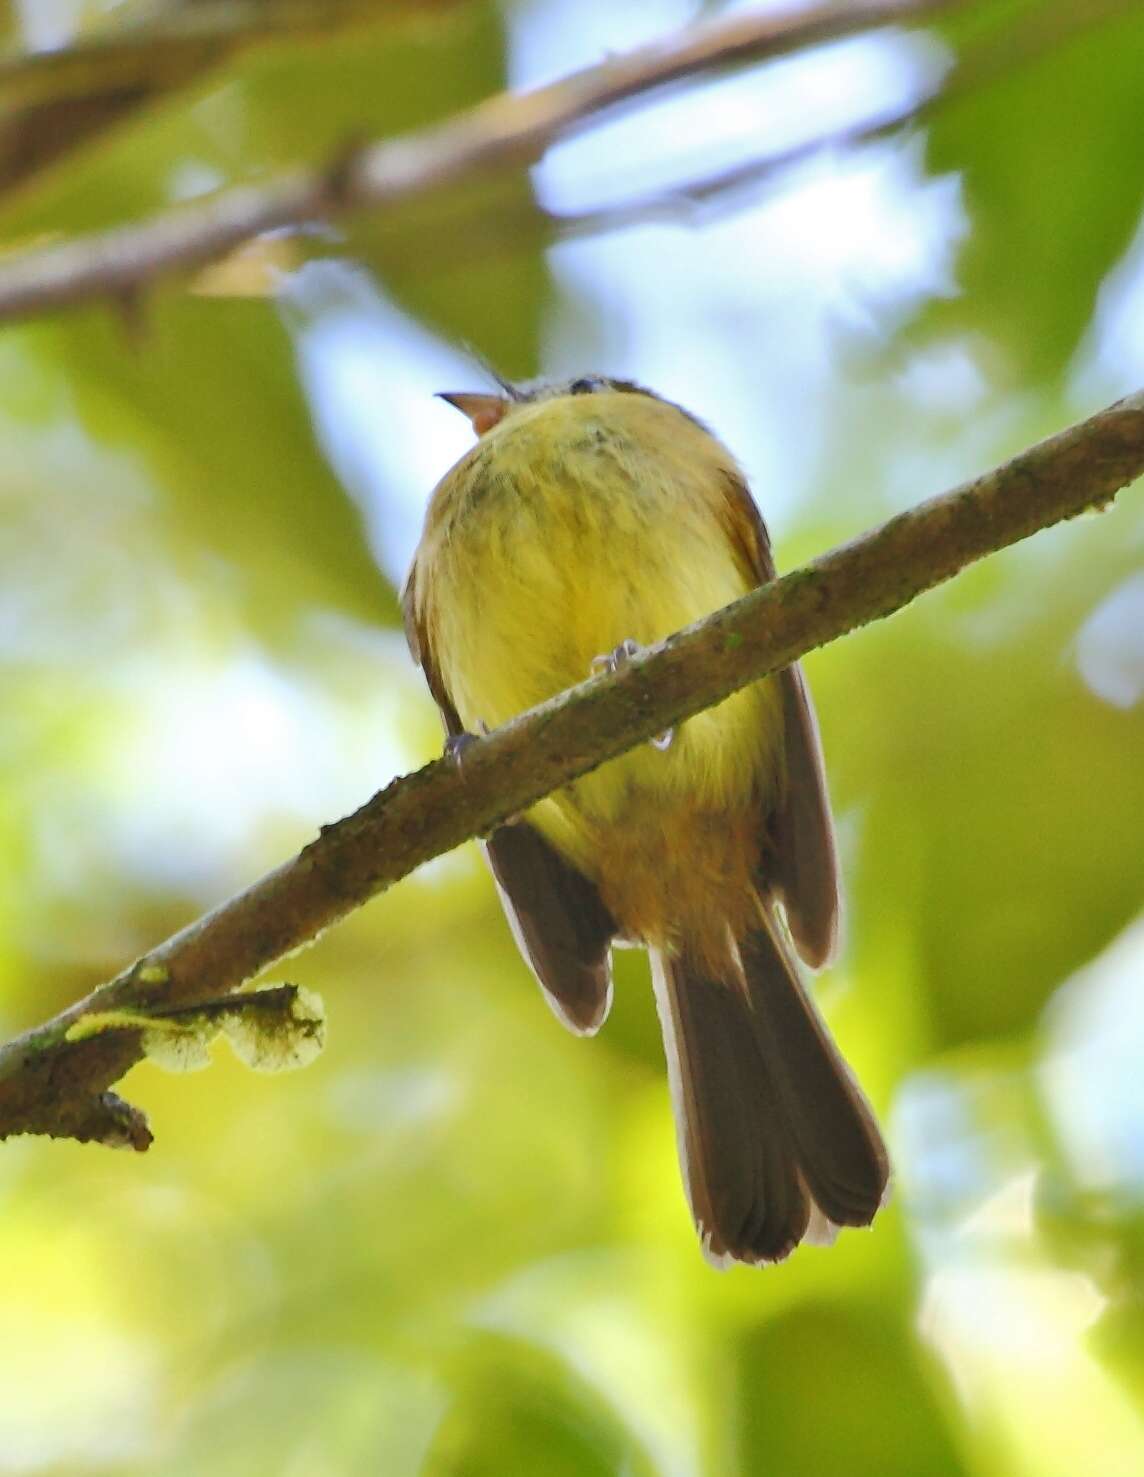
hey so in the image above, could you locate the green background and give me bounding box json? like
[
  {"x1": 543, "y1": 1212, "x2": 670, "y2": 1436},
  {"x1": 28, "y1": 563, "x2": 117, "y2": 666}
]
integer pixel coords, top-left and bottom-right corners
[{"x1": 1, "y1": 2, "x2": 1142, "y2": 1473}]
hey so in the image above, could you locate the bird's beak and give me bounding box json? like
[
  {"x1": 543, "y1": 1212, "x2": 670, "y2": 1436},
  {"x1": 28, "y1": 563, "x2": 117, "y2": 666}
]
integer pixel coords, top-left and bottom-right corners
[{"x1": 436, "y1": 392, "x2": 510, "y2": 436}]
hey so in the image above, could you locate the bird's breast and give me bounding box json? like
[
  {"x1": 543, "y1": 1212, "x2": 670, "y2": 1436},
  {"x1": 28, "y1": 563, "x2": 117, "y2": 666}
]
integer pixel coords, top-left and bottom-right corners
[{"x1": 416, "y1": 406, "x2": 784, "y2": 882}]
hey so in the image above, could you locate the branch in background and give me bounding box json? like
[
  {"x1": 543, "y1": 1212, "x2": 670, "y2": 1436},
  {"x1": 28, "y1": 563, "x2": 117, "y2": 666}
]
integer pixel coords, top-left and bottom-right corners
[
  {"x1": 144, "y1": 0, "x2": 1144, "y2": 295},
  {"x1": 216, "y1": 0, "x2": 1135, "y2": 291},
  {"x1": 0, "y1": 389, "x2": 1140, "y2": 1148},
  {"x1": 545, "y1": 0, "x2": 1130, "y2": 242},
  {"x1": 0, "y1": 0, "x2": 458, "y2": 201},
  {"x1": 0, "y1": 0, "x2": 957, "y2": 322}
]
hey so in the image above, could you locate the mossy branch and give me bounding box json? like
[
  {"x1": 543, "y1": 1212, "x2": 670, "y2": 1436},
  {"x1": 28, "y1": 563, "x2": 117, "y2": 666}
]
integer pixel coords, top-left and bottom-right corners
[{"x1": 0, "y1": 389, "x2": 1140, "y2": 1148}]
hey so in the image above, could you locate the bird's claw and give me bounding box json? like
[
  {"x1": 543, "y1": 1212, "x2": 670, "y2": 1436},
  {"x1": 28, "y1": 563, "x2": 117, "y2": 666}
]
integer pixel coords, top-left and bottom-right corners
[
  {"x1": 590, "y1": 638, "x2": 642, "y2": 676},
  {"x1": 589, "y1": 638, "x2": 674, "y2": 752},
  {"x1": 444, "y1": 720, "x2": 490, "y2": 768}
]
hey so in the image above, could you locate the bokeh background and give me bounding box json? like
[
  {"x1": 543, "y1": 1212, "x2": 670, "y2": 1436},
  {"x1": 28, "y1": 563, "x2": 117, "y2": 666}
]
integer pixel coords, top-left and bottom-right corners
[{"x1": 1, "y1": 1, "x2": 1143, "y2": 1473}]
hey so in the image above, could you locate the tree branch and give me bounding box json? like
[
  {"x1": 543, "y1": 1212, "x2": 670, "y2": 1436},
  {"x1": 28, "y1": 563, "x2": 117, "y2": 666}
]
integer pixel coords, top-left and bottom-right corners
[
  {"x1": 0, "y1": 0, "x2": 956, "y2": 323},
  {"x1": 0, "y1": 1, "x2": 459, "y2": 201},
  {"x1": 544, "y1": 0, "x2": 1130, "y2": 243},
  {"x1": 318, "y1": 0, "x2": 1132, "y2": 283},
  {"x1": 1, "y1": 389, "x2": 1140, "y2": 1148}
]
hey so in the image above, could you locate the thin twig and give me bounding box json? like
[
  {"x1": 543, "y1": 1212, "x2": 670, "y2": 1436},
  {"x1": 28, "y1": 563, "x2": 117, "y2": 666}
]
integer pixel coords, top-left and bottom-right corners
[
  {"x1": 234, "y1": 0, "x2": 1134, "y2": 285},
  {"x1": 0, "y1": 389, "x2": 1140, "y2": 1147},
  {"x1": 0, "y1": 0, "x2": 956, "y2": 322},
  {"x1": 545, "y1": 0, "x2": 1134, "y2": 243}
]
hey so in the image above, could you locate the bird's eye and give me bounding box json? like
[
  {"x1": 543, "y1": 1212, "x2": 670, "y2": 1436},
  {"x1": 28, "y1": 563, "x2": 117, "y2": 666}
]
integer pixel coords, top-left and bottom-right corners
[{"x1": 569, "y1": 376, "x2": 604, "y2": 395}]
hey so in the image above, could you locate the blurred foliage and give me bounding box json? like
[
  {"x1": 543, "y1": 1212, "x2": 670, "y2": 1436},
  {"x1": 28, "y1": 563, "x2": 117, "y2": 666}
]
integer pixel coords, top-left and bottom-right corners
[
  {"x1": 0, "y1": 3, "x2": 466, "y2": 203},
  {"x1": 924, "y1": 0, "x2": 1144, "y2": 381},
  {"x1": 0, "y1": 1, "x2": 1142, "y2": 1475}
]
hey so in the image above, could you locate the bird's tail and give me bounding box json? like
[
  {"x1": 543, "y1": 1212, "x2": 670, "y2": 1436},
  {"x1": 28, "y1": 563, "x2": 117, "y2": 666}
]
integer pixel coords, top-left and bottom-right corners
[{"x1": 650, "y1": 912, "x2": 889, "y2": 1265}]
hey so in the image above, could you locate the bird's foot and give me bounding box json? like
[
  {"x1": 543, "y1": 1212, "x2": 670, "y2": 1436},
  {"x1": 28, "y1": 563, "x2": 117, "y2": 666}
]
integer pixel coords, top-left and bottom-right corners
[
  {"x1": 590, "y1": 638, "x2": 642, "y2": 676},
  {"x1": 589, "y1": 638, "x2": 674, "y2": 751},
  {"x1": 445, "y1": 722, "x2": 521, "y2": 823},
  {"x1": 444, "y1": 719, "x2": 490, "y2": 768}
]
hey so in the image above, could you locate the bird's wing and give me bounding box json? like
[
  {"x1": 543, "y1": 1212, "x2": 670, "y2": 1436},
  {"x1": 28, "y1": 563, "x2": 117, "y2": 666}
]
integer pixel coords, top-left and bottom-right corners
[
  {"x1": 402, "y1": 566, "x2": 617, "y2": 1033},
  {"x1": 717, "y1": 473, "x2": 841, "y2": 968}
]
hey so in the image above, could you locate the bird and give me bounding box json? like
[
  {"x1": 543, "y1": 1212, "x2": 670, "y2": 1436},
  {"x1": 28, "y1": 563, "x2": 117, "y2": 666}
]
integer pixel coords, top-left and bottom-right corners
[{"x1": 403, "y1": 373, "x2": 889, "y2": 1265}]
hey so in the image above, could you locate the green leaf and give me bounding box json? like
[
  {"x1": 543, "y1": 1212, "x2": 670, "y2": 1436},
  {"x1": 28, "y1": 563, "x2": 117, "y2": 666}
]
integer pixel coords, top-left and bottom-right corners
[
  {"x1": 922, "y1": 5, "x2": 1144, "y2": 380},
  {"x1": 739, "y1": 1305, "x2": 969, "y2": 1477}
]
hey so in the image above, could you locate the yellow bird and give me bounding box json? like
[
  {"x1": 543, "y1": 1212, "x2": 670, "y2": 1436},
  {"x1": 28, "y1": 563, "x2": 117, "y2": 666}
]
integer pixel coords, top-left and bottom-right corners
[{"x1": 404, "y1": 375, "x2": 888, "y2": 1265}]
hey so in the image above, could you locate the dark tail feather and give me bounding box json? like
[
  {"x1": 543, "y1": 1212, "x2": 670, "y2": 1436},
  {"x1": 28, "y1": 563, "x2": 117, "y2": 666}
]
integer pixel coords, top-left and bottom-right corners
[{"x1": 651, "y1": 915, "x2": 889, "y2": 1266}]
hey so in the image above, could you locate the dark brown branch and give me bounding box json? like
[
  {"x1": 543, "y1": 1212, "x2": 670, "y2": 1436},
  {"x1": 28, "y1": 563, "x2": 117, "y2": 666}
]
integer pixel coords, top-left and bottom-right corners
[
  {"x1": 0, "y1": 389, "x2": 1140, "y2": 1147},
  {"x1": 0, "y1": 1, "x2": 459, "y2": 201},
  {"x1": 0, "y1": 0, "x2": 955, "y2": 322}
]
